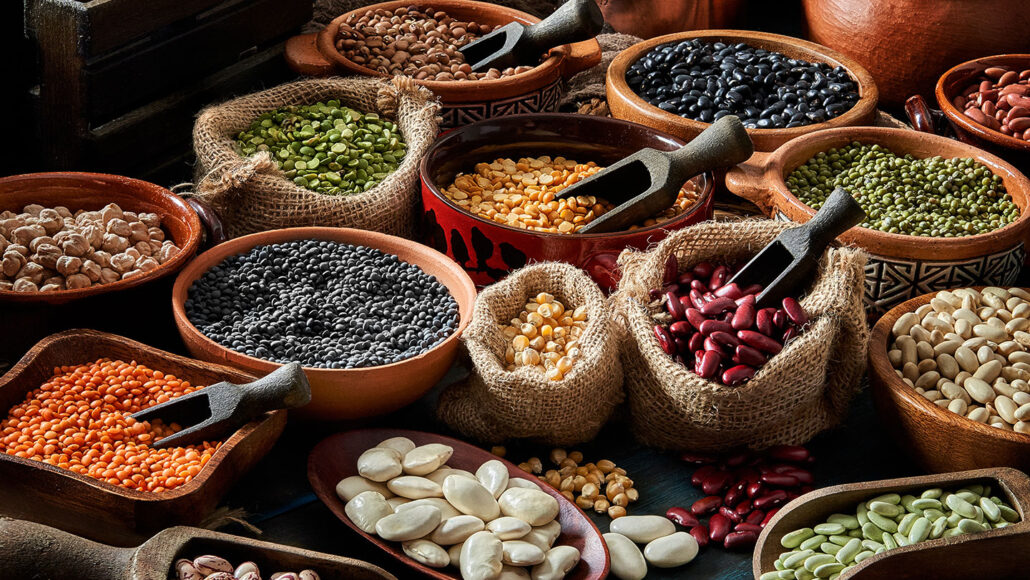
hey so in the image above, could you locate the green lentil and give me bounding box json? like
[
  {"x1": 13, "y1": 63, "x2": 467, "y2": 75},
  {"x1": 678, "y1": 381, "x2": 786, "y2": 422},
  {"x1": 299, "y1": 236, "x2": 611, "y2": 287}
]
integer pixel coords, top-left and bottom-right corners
[
  {"x1": 786, "y1": 142, "x2": 1019, "y2": 237},
  {"x1": 771, "y1": 485, "x2": 1019, "y2": 578},
  {"x1": 234, "y1": 100, "x2": 407, "y2": 196}
]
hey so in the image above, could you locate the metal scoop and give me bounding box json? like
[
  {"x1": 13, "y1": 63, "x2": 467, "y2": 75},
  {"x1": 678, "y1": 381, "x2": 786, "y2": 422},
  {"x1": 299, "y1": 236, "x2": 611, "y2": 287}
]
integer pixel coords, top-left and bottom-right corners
[
  {"x1": 727, "y1": 186, "x2": 866, "y2": 310},
  {"x1": 555, "y1": 115, "x2": 755, "y2": 234},
  {"x1": 459, "y1": 0, "x2": 604, "y2": 72},
  {"x1": 131, "y1": 363, "x2": 311, "y2": 449}
]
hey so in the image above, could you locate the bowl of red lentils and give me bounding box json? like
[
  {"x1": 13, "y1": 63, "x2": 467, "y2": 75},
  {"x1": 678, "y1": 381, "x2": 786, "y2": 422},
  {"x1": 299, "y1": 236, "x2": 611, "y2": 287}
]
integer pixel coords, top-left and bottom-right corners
[
  {"x1": 419, "y1": 113, "x2": 715, "y2": 290},
  {"x1": 0, "y1": 329, "x2": 286, "y2": 545}
]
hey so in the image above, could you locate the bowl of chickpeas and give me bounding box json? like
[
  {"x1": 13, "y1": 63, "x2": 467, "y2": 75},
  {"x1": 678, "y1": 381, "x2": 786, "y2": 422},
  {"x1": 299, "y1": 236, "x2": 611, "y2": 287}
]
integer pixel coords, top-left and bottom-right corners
[{"x1": 419, "y1": 113, "x2": 715, "y2": 290}]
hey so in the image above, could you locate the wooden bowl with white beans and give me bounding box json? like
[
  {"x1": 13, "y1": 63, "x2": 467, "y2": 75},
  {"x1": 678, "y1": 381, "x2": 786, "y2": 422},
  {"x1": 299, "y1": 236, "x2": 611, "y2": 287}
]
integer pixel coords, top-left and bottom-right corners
[{"x1": 869, "y1": 286, "x2": 1030, "y2": 474}]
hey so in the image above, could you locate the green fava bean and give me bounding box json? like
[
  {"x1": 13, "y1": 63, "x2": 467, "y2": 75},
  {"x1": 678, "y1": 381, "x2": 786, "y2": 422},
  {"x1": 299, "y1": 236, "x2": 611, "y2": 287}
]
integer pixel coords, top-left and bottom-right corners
[
  {"x1": 782, "y1": 528, "x2": 815, "y2": 549},
  {"x1": 813, "y1": 523, "x2": 846, "y2": 536}
]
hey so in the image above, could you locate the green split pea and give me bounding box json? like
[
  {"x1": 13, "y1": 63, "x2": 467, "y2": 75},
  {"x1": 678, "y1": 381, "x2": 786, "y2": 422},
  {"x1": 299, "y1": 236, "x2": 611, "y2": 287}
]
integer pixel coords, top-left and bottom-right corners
[{"x1": 235, "y1": 100, "x2": 407, "y2": 196}]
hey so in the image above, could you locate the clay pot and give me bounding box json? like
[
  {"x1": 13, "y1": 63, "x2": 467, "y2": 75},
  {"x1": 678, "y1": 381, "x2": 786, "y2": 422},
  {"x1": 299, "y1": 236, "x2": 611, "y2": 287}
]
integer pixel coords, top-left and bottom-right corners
[
  {"x1": 171, "y1": 227, "x2": 476, "y2": 421},
  {"x1": 284, "y1": 0, "x2": 601, "y2": 128},
  {"x1": 725, "y1": 126, "x2": 1030, "y2": 315},
  {"x1": 419, "y1": 113, "x2": 715, "y2": 291},
  {"x1": 802, "y1": 0, "x2": 1030, "y2": 108},
  {"x1": 605, "y1": 29, "x2": 878, "y2": 152},
  {"x1": 869, "y1": 289, "x2": 1030, "y2": 473},
  {"x1": 598, "y1": 0, "x2": 743, "y2": 39}
]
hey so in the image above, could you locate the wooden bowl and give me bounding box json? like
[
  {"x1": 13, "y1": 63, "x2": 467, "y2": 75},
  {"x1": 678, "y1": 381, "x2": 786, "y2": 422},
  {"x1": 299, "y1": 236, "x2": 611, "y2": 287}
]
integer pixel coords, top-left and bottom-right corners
[
  {"x1": 724, "y1": 126, "x2": 1030, "y2": 315},
  {"x1": 419, "y1": 113, "x2": 715, "y2": 290},
  {"x1": 802, "y1": 0, "x2": 1030, "y2": 107},
  {"x1": 754, "y1": 468, "x2": 1030, "y2": 580},
  {"x1": 868, "y1": 288, "x2": 1030, "y2": 473},
  {"x1": 605, "y1": 29, "x2": 879, "y2": 152},
  {"x1": 0, "y1": 329, "x2": 286, "y2": 547},
  {"x1": 172, "y1": 227, "x2": 477, "y2": 421},
  {"x1": 307, "y1": 428, "x2": 610, "y2": 580},
  {"x1": 0, "y1": 172, "x2": 208, "y2": 305},
  {"x1": 284, "y1": 0, "x2": 602, "y2": 128},
  {"x1": 0, "y1": 518, "x2": 395, "y2": 580}
]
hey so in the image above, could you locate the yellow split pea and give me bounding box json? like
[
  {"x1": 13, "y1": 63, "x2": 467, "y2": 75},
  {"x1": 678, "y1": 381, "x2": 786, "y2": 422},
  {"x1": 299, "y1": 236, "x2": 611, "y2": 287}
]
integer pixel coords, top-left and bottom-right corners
[
  {"x1": 443, "y1": 155, "x2": 700, "y2": 233},
  {"x1": 501, "y1": 292, "x2": 587, "y2": 380}
]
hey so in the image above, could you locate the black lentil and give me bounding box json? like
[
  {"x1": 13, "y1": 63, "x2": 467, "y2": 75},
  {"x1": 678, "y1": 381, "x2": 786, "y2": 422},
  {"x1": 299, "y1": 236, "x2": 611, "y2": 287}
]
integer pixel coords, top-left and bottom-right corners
[
  {"x1": 626, "y1": 40, "x2": 860, "y2": 129},
  {"x1": 184, "y1": 240, "x2": 459, "y2": 369}
]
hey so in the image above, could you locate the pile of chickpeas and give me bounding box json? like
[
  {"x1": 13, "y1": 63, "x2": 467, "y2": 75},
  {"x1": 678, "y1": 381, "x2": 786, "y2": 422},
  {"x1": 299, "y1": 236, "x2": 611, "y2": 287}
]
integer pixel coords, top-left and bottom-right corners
[{"x1": 500, "y1": 292, "x2": 586, "y2": 381}]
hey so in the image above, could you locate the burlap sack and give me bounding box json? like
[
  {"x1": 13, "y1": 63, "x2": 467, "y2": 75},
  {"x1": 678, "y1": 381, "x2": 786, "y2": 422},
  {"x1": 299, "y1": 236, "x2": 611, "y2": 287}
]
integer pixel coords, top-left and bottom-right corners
[
  {"x1": 438, "y1": 262, "x2": 624, "y2": 445},
  {"x1": 190, "y1": 76, "x2": 439, "y2": 239},
  {"x1": 612, "y1": 220, "x2": 869, "y2": 451}
]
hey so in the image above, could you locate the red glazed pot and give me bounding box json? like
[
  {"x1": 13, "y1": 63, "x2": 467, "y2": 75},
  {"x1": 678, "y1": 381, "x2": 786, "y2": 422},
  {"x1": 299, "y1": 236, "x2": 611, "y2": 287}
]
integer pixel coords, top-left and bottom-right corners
[{"x1": 419, "y1": 113, "x2": 715, "y2": 290}]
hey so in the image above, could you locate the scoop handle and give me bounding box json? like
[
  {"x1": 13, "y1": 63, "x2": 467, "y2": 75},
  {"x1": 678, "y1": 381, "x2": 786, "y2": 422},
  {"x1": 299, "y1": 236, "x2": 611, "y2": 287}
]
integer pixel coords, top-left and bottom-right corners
[
  {"x1": 520, "y1": 0, "x2": 604, "y2": 57},
  {"x1": 0, "y1": 517, "x2": 131, "y2": 580},
  {"x1": 802, "y1": 187, "x2": 866, "y2": 247},
  {"x1": 665, "y1": 115, "x2": 755, "y2": 187},
  {"x1": 237, "y1": 362, "x2": 312, "y2": 418}
]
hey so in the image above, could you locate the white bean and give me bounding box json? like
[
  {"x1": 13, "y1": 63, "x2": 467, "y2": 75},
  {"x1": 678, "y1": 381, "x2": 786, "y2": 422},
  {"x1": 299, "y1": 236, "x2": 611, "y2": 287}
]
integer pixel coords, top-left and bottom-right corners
[
  {"x1": 357, "y1": 447, "x2": 403, "y2": 482},
  {"x1": 403, "y1": 444, "x2": 453, "y2": 476},
  {"x1": 345, "y1": 491, "x2": 393, "y2": 534},
  {"x1": 444, "y1": 475, "x2": 501, "y2": 521},
  {"x1": 603, "y1": 533, "x2": 647, "y2": 580},
  {"x1": 402, "y1": 539, "x2": 449, "y2": 568},
  {"x1": 530, "y1": 546, "x2": 580, "y2": 580},
  {"x1": 643, "y1": 532, "x2": 699, "y2": 568},
  {"x1": 460, "y1": 531, "x2": 503, "y2": 580}
]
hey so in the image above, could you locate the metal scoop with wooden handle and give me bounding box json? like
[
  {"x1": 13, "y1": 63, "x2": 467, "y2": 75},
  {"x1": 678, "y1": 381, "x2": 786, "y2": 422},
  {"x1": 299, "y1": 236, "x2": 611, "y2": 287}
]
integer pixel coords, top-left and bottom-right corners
[
  {"x1": 131, "y1": 363, "x2": 311, "y2": 448},
  {"x1": 459, "y1": 0, "x2": 604, "y2": 72},
  {"x1": 555, "y1": 115, "x2": 755, "y2": 234}
]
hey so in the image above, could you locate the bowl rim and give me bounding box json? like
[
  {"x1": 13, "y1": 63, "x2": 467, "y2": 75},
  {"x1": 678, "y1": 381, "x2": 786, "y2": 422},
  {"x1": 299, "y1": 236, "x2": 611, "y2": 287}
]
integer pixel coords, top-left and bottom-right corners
[
  {"x1": 935, "y1": 53, "x2": 1030, "y2": 153},
  {"x1": 0, "y1": 172, "x2": 203, "y2": 304},
  {"x1": 0, "y1": 328, "x2": 281, "y2": 503},
  {"x1": 734, "y1": 125, "x2": 1030, "y2": 254},
  {"x1": 869, "y1": 287, "x2": 1030, "y2": 446},
  {"x1": 171, "y1": 226, "x2": 477, "y2": 376},
  {"x1": 418, "y1": 112, "x2": 715, "y2": 239},
  {"x1": 314, "y1": 0, "x2": 595, "y2": 99},
  {"x1": 605, "y1": 28, "x2": 880, "y2": 137}
]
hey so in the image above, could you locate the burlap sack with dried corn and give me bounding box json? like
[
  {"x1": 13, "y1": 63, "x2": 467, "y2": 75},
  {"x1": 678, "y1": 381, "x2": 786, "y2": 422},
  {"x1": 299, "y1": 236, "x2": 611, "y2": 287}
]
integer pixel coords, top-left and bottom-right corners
[
  {"x1": 190, "y1": 76, "x2": 439, "y2": 238},
  {"x1": 438, "y1": 262, "x2": 624, "y2": 446},
  {"x1": 612, "y1": 220, "x2": 869, "y2": 451}
]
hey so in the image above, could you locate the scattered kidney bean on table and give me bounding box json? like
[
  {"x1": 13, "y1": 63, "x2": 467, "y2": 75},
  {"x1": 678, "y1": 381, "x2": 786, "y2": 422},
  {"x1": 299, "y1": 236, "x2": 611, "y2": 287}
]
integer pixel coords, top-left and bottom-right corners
[
  {"x1": 955, "y1": 66, "x2": 1030, "y2": 141},
  {"x1": 651, "y1": 257, "x2": 809, "y2": 386}
]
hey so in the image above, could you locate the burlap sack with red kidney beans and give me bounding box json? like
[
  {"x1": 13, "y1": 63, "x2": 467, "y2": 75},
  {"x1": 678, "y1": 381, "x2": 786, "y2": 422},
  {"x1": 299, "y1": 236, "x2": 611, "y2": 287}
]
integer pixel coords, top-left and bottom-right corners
[
  {"x1": 438, "y1": 262, "x2": 624, "y2": 446},
  {"x1": 611, "y1": 219, "x2": 869, "y2": 452},
  {"x1": 190, "y1": 76, "x2": 439, "y2": 239}
]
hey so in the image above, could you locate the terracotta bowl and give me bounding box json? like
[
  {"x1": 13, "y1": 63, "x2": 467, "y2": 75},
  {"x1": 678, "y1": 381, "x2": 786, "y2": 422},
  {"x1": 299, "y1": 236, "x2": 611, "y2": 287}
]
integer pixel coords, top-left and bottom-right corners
[
  {"x1": 754, "y1": 468, "x2": 1030, "y2": 579},
  {"x1": 605, "y1": 29, "x2": 879, "y2": 152},
  {"x1": 802, "y1": 0, "x2": 1030, "y2": 108},
  {"x1": 0, "y1": 329, "x2": 285, "y2": 547},
  {"x1": 171, "y1": 227, "x2": 477, "y2": 421},
  {"x1": 419, "y1": 113, "x2": 715, "y2": 290},
  {"x1": 0, "y1": 172, "x2": 214, "y2": 305},
  {"x1": 868, "y1": 288, "x2": 1030, "y2": 473},
  {"x1": 284, "y1": 0, "x2": 601, "y2": 128},
  {"x1": 724, "y1": 126, "x2": 1030, "y2": 315}
]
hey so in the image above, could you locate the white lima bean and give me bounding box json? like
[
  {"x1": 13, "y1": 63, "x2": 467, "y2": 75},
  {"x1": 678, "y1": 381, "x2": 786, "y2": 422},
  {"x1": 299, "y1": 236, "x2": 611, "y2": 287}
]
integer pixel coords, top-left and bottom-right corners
[
  {"x1": 395, "y1": 498, "x2": 463, "y2": 520},
  {"x1": 603, "y1": 533, "x2": 647, "y2": 580},
  {"x1": 531, "y1": 546, "x2": 581, "y2": 580},
  {"x1": 500, "y1": 565, "x2": 532, "y2": 579},
  {"x1": 889, "y1": 287, "x2": 1030, "y2": 433},
  {"x1": 609, "y1": 515, "x2": 676, "y2": 544},
  {"x1": 498, "y1": 488, "x2": 560, "y2": 526},
  {"x1": 403, "y1": 444, "x2": 454, "y2": 475},
  {"x1": 402, "y1": 539, "x2": 450, "y2": 568},
  {"x1": 430, "y1": 515, "x2": 486, "y2": 545},
  {"x1": 488, "y1": 517, "x2": 532, "y2": 540},
  {"x1": 461, "y1": 531, "x2": 504, "y2": 580},
  {"x1": 502, "y1": 541, "x2": 546, "y2": 566},
  {"x1": 357, "y1": 447, "x2": 403, "y2": 482},
  {"x1": 345, "y1": 491, "x2": 393, "y2": 534},
  {"x1": 477, "y1": 460, "x2": 510, "y2": 498},
  {"x1": 444, "y1": 475, "x2": 502, "y2": 521},
  {"x1": 336, "y1": 475, "x2": 394, "y2": 501},
  {"x1": 377, "y1": 436, "x2": 416, "y2": 455},
  {"x1": 387, "y1": 475, "x2": 444, "y2": 499},
  {"x1": 375, "y1": 505, "x2": 442, "y2": 541},
  {"x1": 643, "y1": 532, "x2": 699, "y2": 568}
]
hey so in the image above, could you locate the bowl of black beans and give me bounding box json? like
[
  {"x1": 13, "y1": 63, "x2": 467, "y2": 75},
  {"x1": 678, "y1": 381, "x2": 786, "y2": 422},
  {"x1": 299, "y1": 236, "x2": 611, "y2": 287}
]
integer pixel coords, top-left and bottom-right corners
[
  {"x1": 607, "y1": 30, "x2": 878, "y2": 151},
  {"x1": 725, "y1": 126, "x2": 1030, "y2": 315},
  {"x1": 171, "y1": 227, "x2": 477, "y2": 420}
]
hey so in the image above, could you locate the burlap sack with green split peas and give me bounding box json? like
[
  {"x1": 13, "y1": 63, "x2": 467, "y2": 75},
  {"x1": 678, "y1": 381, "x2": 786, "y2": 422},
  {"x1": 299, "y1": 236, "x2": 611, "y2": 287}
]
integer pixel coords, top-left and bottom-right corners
[
  {"x1": 190, "y1": 76, "x2": 440, "y2": 239},
  {"x1": 612, "y1": 220, "x2": 869, "y2": 452},
  {"x1": 438, "y1": 262, "x2": 624, "y2": 446}
]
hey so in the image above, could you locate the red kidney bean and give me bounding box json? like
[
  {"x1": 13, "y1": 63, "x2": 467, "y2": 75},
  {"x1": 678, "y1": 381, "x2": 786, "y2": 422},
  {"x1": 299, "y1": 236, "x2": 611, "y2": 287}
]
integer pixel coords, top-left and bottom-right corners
[
  {"x1": 692, "y1": 261, "x2": 714, "y2": 279},
  {"x1": 737, "y1": 330, "x2": 783, "y2": 354},
  {"x1": 709, "y1": 265, "x2": 729, "y2": 290},
  {"x1": 687, "y1": 332, "x2": 705, "y2": 352},
  {"x1": 697, "y1": 349, "x2": 722, "y2": 379},
  {"x1": 761, "y1": 508, "x2": 780, "y2": 527},
  {"x1": 690, "y1": 279, "x2": 708, "y2": 293},
  {"x1": 691, "y1": 465, "x2": 718, "y2": 486},
  {"x1": 649, "y1": 288, "x2": 662, "y2": 301},
  {"x1": 714, "y1": 282, "x2": 743, "y2": 299},
  {"x1": 691, "y1": 495, "x2": 723, "y2": 516},
  {"x1": 708, "y1": 513, "x2": 731, "y2": 543},
  {"x1": 685, "y1": 308, "x2": 706, "y2": 330},
  {"x1": 663, "y1": 254, "x2": 678, "y2": 285},
  {"x1": 769, "y1": 464, "x2": 796, "y2": 474},
  {"x1": 761, "y1": 472, "x2": 799, "y2": 487},
  {"x1": 699, "y1": 319, "x2": 733, "y2": 335},
  {"x1": 653, "y1": 325, "x2": 675, "y2": 355},
  {"x1": 666, "y1": 291, "x2": 685, "y2": 319},
  {"x1": 724, "y1": 451, "x2": 751, "y2": 467},
  {"x1": 755, "y1": 308, "x2": 775, "y2": 336},
  {"x1": 782, "y1": 326, "x2": 799, "y2": 342},
  {"x1": 722, "y1": 364, "x2": 756, "y2": 386},
  {"x1": 724, "y1": 481, "x2": 746, "y2": 507},
  {"x1": 701, "y1": 470, "x2": 731, "y2": 495},
  {"x1": 733, "y1": 344, "x2": 766, "y2": 367},
  {"x1": 782, "y1": 467, "x2": 814, "y2": 485},
  {"x1": 768, "y1": 445, "x2": 810, "y2": 463},
  {"x1": 718, "y1": 505, "x2": 742, "y2": 523},
  {"x1": 723, "y1": 530, "x2": 757, "y2": 549},
  {"x1": 674, "y1": 336, "x2": 691, "y2": 356},
  {"x1": 781, "y1": 297, "x2": 807, "y2": 326},
  {"x1": 663, "y1": 283, "x2": 681, "y2": 295},
  {"x1": 677, "y1": 271, "x2": 695, "y2": 286},
  {"x1": 669, "y1": 320, "x2": 693, "y2": 337},
  {"x1": 772, "y1": 309, "x2": 787, "y2": 329},
  {"x1": 735, "y1": 466, "x2": 761, "y2": 483},
  {"x1": 703, "y1": 337, "x2": 721, "y2": 352},
  {"x1": 678, "y1": 295, "x2": 693, "y2": 309},
  {"x1": 710, "y1": 330, "x2": 740, "y2": 348},
  {"x1": 734, "y1": 500, "x2": 752, "y2": 516},
  {"x1": 745, "y1": 510, "x2": 765, "y2": 526},
  {"x1": 747, "y1": 481, "x2": 763, "y2": 498},
  {"x1": 690, "y1": 524, "x2": 710, "y2": 548},
  {"x1": 731, "y1": 296, "x2": 756, "y2": 330},
  {"x1": 740, "y1": 283, "x2": 763, "y2": 295},
  {"x1": 666, "y1": 506, "x2": 699, "y2": 527},
  {"x1": 700, "y1": 297, "x2": 736, "y2": 316},
  {"x1": 689, "y1": 289, "x2": 705, "y2": 308},
  {"x1": 753, "y1": 490, "x2": 789, "y2": 510},
  {"x1": 734, "y1": 522, "x2": 763, "y2": 534}
]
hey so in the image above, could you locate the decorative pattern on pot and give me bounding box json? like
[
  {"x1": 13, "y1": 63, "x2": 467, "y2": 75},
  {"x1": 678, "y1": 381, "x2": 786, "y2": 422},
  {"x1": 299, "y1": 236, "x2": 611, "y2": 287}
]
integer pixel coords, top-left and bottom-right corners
[{"x1": 440, "y1": 79, "x2": 566, "y2": 128}]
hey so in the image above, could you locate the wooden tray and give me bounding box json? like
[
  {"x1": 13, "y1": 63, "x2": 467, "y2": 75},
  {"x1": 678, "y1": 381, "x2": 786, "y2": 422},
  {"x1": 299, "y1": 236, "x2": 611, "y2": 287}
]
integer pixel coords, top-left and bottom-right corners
[
  {"x1": 308, "y1": 428, "x2": 610, "y2": 579},
  {"x1": 0, "y1": 329, "x2": 287, "y2": 546},
  {"x1": 753, "y1": 468, "x2": 1030, "y2": 580},
  {"x1": 0, "y1": 517, "x2": 395, "y2": 580}
]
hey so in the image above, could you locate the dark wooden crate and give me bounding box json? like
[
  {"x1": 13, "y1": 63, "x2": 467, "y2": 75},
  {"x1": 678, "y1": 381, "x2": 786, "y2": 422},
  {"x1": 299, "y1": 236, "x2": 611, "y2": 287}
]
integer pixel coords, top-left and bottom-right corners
[{"x1": 23, "y1": 0, "x2": 312, "y2": 179}]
